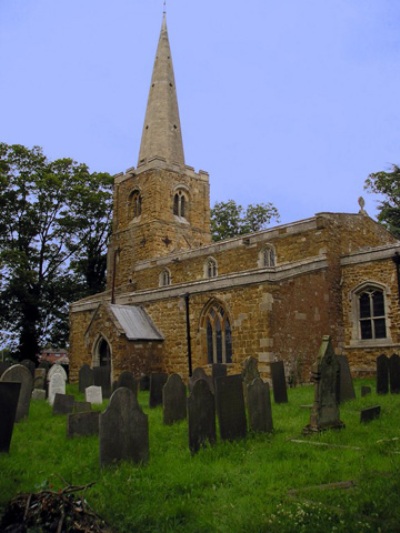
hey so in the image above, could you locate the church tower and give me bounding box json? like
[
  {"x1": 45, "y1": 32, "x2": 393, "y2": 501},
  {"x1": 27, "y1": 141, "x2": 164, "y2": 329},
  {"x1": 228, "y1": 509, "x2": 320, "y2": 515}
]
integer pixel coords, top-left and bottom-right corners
[{"x1": 107, "y1": 13, "x2": 211, "y2": 294}]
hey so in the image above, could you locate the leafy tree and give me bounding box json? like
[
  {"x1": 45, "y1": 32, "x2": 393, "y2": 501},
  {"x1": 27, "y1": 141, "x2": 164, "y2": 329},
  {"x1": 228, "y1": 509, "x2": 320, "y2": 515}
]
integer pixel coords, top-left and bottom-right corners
[
  {"x1": 0, "y1": 143, "x2": 113, "y2": 362},
  {"x1": 365, "y1": 164, "x2": 400, "y2": 238},
  {"x1": 211, "y1": 199, "x2": 280, "y2": 242}
]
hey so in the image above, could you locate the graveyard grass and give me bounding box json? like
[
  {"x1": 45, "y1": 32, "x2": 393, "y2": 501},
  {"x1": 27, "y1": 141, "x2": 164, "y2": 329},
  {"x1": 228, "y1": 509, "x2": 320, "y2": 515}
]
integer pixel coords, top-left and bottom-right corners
[{"x1": 1, "y1": 380, "x2": 400, "y2": 532}]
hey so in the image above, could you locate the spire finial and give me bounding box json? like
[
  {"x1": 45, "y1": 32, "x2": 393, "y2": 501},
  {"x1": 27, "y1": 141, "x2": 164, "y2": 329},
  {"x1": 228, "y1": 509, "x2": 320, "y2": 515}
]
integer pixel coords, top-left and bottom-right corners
[{"x1": 163, "y1": 0, "x2": 166, "y2": 14}]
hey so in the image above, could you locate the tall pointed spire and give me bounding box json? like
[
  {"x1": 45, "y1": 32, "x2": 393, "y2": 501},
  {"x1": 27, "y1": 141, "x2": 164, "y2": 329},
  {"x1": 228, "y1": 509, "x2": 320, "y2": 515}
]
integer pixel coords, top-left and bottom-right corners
[{"x1": 138, "y1": 13, "x2": 185, "y2": 167}]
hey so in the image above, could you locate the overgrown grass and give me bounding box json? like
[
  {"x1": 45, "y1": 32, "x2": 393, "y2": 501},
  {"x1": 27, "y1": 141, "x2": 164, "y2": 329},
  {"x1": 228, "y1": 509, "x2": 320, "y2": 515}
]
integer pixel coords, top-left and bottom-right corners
[{"x1": 1, "y1": 380, "x2": 400, "y2": 532}]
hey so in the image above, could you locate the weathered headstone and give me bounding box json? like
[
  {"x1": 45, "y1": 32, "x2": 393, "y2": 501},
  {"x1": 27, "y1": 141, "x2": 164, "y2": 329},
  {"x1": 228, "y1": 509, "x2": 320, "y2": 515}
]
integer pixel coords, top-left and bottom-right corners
[
  {"x1": 149, "y1": 373, "x2": 168, "y2": 408},
  {"x1": 242, "y1": 356, "x2": 261, "y2": 407},
  {"x1": 99, "y1": 387, "x2": 149, "y2": 466},
  {"x1": 189, "y1": 367, "x2": 212, "y2": 393},
  {"x1": 361, "y1": 386, "x2": 372, "y2": 397},
  {"x1": 0, "y1": 364, "x2": 33, "y2": 421},
  {"x1": 215, "y1": 374, "x2": 247, "y2": 441},
  {"x1": 31, "y1": 389, "x2": 46, "y2": 401},
  {"x1": 188, "y1": 378, "x2": 216, "y2": 454},
  {"x1": 270, "y1": 361, "x2": 288, "y2": 403},
  {"x1": 247, "y1": 378, "x2": 273, "y2": 433},
  {"x1": 79, "y1": 364, "x2": 93, "y2": 393},
  {"x1": 139, "y1": 374, "x2": 150, "y2": 391},
  {"x1": 48, "y1": 373, "x2": 66, "y2": 405},
  {"x1": 163, "y1": 373, "x2": 187, "y2": 425},
  {"x1": 360, "y1": 405, "x2": 381, "y2": 423},
  {"x1": 67, "y1": 412, "x2": 100, "y2": 438},
  {"x1": 376, "y1": 354, "x2": 389, "y2": 395},
  {"x1": 115, "y1": 371, "x2": 138, "y2": 396},
  {"x1": 85, "y1": 385, "x2": 103, "y2": 405},
  {"x1": 53, "y1": 393, "x2": 75, "y2": 415},
  {"x1": 389, "y1": 353, "x2": 400, "y2": 394},
  {"x1": 303, "y1": 336, "x2": 344, "y2": 433},
  {"x1": 47, "y1": 363, "x2": 68, "y2": 384},
  {"x1": 73, "y1": 401, "x2": 92, "y2": 413},
  {"x1": 20, "y1": 359, "x2": 36, "y2": 376},
  {"x1": 212, "y1": 364, "x2": 227, "y2": 380},
  {"x1": 0, "y1": 382, "x2": 21, "y2": 453},
  {"x1": 337, "y1": 355, "x2": 356, "y2": 402},
  {"x1": 33, "y1": 368, "x2": 46, "y2": 390},
  {"x1": 93, "y1": 366, "x2": 111, "y2": 398}
]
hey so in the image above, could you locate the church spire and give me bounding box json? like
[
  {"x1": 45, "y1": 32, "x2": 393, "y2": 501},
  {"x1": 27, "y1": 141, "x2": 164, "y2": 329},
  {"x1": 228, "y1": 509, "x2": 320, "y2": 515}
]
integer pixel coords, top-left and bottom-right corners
[{"x1": 138, "y1": 13, "x2": 185, "y2": 167}]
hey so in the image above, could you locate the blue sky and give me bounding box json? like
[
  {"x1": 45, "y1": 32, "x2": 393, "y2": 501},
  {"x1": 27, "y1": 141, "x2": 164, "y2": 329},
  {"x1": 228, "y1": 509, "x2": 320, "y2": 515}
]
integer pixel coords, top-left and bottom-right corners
[{"x1": 1, "y1": 0, "x2": 399, "y2": 224}]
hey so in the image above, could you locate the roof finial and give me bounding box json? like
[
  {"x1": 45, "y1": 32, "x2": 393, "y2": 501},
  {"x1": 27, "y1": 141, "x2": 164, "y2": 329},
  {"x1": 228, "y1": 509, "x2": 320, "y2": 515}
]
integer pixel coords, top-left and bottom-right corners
[{"x1": 163, "y1": 0, "x2": 166, "y2": 14}]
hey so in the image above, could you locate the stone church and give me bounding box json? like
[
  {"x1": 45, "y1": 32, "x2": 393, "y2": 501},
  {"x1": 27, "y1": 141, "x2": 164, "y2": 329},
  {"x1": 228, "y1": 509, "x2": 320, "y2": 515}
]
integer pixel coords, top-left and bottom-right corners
[{"x1": 69, "y1": 14, "x2": 400, "y2": 385}]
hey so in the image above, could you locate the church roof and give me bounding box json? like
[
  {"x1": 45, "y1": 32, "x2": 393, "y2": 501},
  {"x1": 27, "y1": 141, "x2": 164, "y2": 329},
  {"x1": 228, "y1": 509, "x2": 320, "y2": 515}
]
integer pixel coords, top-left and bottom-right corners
[
  {"x1": 138, "y1": 13, "x2": 185, "y2": 167},
  {"x1": 109, "y1": 304, "x2": 164, "y2": 341}
]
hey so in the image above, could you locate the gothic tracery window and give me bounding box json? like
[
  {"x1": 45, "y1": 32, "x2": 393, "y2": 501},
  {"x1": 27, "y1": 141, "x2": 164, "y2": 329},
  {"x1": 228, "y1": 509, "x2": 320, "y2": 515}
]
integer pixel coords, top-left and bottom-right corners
[
  {"x1": 206, "y1": 257, "x2": 218, "y2": 278},
  {"x1": 204, "y1": 302, "x2": 232, "y2": 364},
  {"x1": 261, "y1": 245, "x2": 276, "y2": 267},
  {"x1": 358, "y1": 287, "x2": 387, "y2": 340}
]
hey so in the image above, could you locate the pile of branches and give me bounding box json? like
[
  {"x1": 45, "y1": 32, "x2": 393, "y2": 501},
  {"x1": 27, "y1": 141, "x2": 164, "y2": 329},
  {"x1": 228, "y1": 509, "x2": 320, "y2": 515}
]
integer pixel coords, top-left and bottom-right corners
[{"x1": 0, "y1": 483, "x2": 115, "y2": 533}]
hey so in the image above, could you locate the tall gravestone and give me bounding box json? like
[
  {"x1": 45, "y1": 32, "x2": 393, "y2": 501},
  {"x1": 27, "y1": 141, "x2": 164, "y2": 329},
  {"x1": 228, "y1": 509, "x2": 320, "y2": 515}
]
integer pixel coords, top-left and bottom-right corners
[
  {"x1": 270, "y1": 361, "x2": 288, "y2": 403},
  {"x1": 93, "y1": 366, "x2": 111, "y2": 398},
  {"x1": 149, "y1": 373, "x2": 168, "y2": 408},
  {"x1": 79, "y1": 364, "x2": 93, "y2": 393},
  {"x1": 242, "y1": 356, "x2": 260, "y2": 407},
  {"x1": 99, "y1": 387, "x2": 149, "y2": 466},
  {"x1": 163, "y1": 373, "x2": 187, "y2": 425},
  {"x1": 188, "y1": 378, "x2": 216, "y2": 454},
  {"x1": 48, "y1": 373, "x2": 66, "y2": 406},
  {"x1": 189, "y1": 367, "x2": 212, "y2": 393},
  {"x1": 0, "y1": 364, "x2": 33, "y2": 422},
  {"x1": 215, "y1": 374, "x2": 247, "y2": 441},
  {"x1": 115, "y1": 371, "x2": 138, "y2": 396},
  {"x1": 247, "y1": 378, "x2": 273, "y2": 433},
  {"x1": 212, "y1": 364, "x2": 227, "y2": 380},
  {"x1": 376, "y1": 354, "x2": 389, "y2": 395},
  {"x1": 337, "y1": 355, "x2": 356, "y2": 402},
  {"x1": 0, "y1": 382, "x2": 21, "y2": 452},
  {"x1": 389, "y1": 353, "x2": 400, "y2": 394},
  {"x1": 303, "y1": 336, "x2": 344, "y2": 433}
]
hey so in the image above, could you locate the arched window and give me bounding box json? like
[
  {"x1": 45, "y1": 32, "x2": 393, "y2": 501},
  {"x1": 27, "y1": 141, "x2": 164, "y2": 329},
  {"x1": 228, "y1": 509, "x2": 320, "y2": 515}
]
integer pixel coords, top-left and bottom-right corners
[
  {"x1": 205, "y1": 257, "x2": 218, "y2": 279},
  {"x1": 357, "y1": 286, "x2": 387, "y2": 340},
  {"x1": 204, "y1": 301, "x2": 232, "y2": 364},
  {"x1": 129, "y1": 190, "x2": 142, "y2": 219},
  {"x1": 260, "y1": 245, "x2": 276, "y2": 267},
  {"x1": 159, "y1": 268, "x2": 171, "y2": 287},
  {"x1": 93, "y1": 336, "x2": 111, "y2": 368},
  {"x1": 173, "y1": 190, "x2": 187, "y2": 219}
]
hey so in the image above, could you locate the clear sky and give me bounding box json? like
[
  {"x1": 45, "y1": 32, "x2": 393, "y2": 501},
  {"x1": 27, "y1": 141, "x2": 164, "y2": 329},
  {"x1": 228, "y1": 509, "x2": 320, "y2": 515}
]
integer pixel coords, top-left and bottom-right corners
[{"x1": 1, "y1": 0, "x2": 399, "y2": 224}]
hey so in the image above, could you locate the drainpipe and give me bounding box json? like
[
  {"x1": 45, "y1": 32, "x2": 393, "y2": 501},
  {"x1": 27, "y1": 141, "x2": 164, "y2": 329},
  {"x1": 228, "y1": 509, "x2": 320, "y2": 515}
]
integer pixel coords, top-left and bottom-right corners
[
  {"x1": 392, "y1": 252, "x2": 400, "y2": 302},
  {"x1": 184, "y1": 293, "x2": 193, "y2": 377}
]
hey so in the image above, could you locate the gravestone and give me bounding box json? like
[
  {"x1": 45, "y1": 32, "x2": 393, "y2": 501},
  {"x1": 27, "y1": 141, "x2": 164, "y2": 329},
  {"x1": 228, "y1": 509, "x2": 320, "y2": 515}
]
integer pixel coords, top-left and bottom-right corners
[
  {"x1": 389, "y1": 353, "x2": 400, "y2": 394},
  {"x1": 189, "y1": 367, "x2": 212, "y2": 393},
  {"x1": 361, "y1": 386, "x2": 372, "y2": 397},
  {"x1": 140, "y1": 374, "x2": 150, "y2": 391},
  {"x1": 303, "y1": 336, "x2": 344, "y2": 433},
  {"x1": 188, "y1": 378, "x2": 216, "y2": 454},
  {"x1": 67, "y1": 412, "x2": 100, "y2": 438},
  {"x1": 149, "y1": 373, "x2": 168, "y2": 408},
  {"x1": 270, "y1": 361, "x2": 288, "y2": 403},
  {"x1": 48, "y1": 373, "x2": 66, "y2": 405},
  {"x1": 53, "y1": 393, "x2": 75, "y2": 415},
  {"x1": 215, "y1": 374, "x2": 247, "y2": 441},
  {"x1": 33, "y1": 368, "x2": 46, "y2": 390},
  {"x1": 242, "y1": 356, "x2": 261, "y2": 407},
  {"x1": 31, "y1": 389, "x2": 46, "y2": 401},
  {"x1": 38, "y1": 361, "x2": 50, "y2": 371},
  {"x1": 79, "y1": 364, "x2": 93, "y2": 393},
  {"x1": 20, "y1": 359, "x2": 36, "y2": 376},
  {"x1": 100, "y1": 387, "x2": 149, "y2": 466},
  {"x1": 163, "y1": 373, "x2": 187, "y2": 425},
  {"x1": 93, "y1": 366, "x2": 111, "y2": 398},
  {"x1": 73, "y1": 401, "x2": 92, "y2": 413},
  {"x1": 85, "y1": 385, "x2": 103, "y2": 405},
  {"x1": 360, "y1": 405, "x2": 381, "y2": 423},
  {"x1": 212, "y1": 364, "x2": 227, "y2": 380},
  {"x1": 115, "y1": 371, "x2": 138, "y2": 396},
  {"x1": 337, "y1": 355, "x2": 356, "y2": 402},
  {"x1": 376, "y1": 354, "x2": 389, "y2": 395},
  {"x1": 47, "y1": 364, "x2": 68, "y2": 384},
  {"x1": 247, "y1": 378, "x2": 273, "y2": 433},
  {"x1": 0, "y1": 382, "x2": 21, "y2": 453},
  {"x1": 0, "y1": 364, "x2": 33, "y2": 422}
]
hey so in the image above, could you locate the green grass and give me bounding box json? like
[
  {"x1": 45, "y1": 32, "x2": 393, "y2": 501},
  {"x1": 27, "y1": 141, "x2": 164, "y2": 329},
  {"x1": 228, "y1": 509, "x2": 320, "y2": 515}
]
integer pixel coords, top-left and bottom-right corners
[{"x1": 1, "y1": 380, "x2": 400, "y2": 532}]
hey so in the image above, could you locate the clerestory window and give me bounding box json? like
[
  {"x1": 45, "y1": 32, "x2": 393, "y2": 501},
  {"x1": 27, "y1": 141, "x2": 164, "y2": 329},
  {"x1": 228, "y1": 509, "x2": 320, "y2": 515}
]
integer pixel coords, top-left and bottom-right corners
[{"x1": 261, "y1": 245, "x2": 276, "y2": 267}]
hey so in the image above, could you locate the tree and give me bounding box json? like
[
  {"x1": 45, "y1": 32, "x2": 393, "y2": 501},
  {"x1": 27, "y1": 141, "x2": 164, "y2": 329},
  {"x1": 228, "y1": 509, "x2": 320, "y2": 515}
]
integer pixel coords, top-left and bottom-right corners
[
  {"x1": 0, "y1": 143, "x2": 113, "y2": 361},
  {"x1": 365, "y1": 164, "x2": 400, "y2": 238},
  {"x1": 211, "y1": 199, "x2": 280, "y2": 242}
]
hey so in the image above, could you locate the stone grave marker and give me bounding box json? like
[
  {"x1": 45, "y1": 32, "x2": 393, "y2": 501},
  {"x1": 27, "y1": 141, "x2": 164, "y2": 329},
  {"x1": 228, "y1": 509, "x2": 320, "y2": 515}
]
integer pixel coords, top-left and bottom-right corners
[
  {"x1": 270, "y1": 361, "x2": 288, "y2": 403},
  {"x1": 212, "y1": 364, "x2": 227, "y2": 380},
  {"x1": 67, "y1": 412, "x2": 100, "y2": 438},
  {"x1": 47, "y1": 363, "x2": 68, "y2": 383},
  {"x1": 361, "y1": 386, "x2": 372, "y2": 397},
  {"x1": 188, "y1": 378, "x2": 216, "y2": 454},
  {"x1": 73, "y1": 401, "x2": 92, "y2": 413},
  {"x1": 215, "y1": 374, "x2": 247, "y2": 441},
  {"x1": 48, "y1": 373, "x2": 66, "y2": 405},
  {"x1": 93, "y1": 366, "x2": 111, "y2": 398},
  {"x1": 0, "y1": 364, "x2": 33, "y2": 422},
  {"x1": 100, "y1": 387, "x2": 149, "y2": 466},
  {"x1": 115, "y1": 371, "x2": 138, "y2": 396},
  {"x1": 0, "y1": 362, "x2": 11, "y2": 378},
  {"x1": 0, "y1": 382, "x2": 21, "y2": 453},
  {"x1": 149, "y1": 373, "x2": 168, "y2": 408},
  {"x1": 163, "y1": 373, "x2": 187, "y2": 425},
  {"x1": 20, "y1": 359, "x2": 36, "y2": 376},
  {"x1": 376, "y1": 354, "x2": 389, "y2": 395},
  {"x1": 303, "y1": 336, "x2": 344, "y2": 433},
  {"x1": 79, "y1": 364, "x2": 93, "y2": 393},
  {"x1": 140, "y1": 374, "x2": 150, "y2": 391},
  {"x1": 33, "y1": 368, "x2": 46, "y2": 390},
  {"x1": 242, "y1": 356, "x2": 260, "y2": 407},
  {"x1": 360, "y1": 405, "x2": 381, "y2": 423},
  {"x1": 189, "y1": 367, "x2": 212, "y2": 393},
  {"x1": 337, "y1": 355, "x2": 356, "y2": 403},
  {"x1": 31, "y1": 389, "x2": 46, "y2": 401},
  {"x1": 85, "y1": 385, "x2": 103, "y2": 405},
  {"x1": 247, "y1": 378, "x2": 273, "y2": 433},
  {"x1": 53, "y1": 393, "x2": 75, "y2": 415},
  {"x1": 389, "y1": 353, "x2": 400, "y2": 394}
]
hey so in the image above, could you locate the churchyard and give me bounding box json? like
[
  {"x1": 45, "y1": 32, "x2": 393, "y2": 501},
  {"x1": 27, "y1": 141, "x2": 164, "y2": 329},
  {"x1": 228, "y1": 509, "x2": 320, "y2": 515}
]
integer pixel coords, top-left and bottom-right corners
[{"x1": 1, "y1": 354, "x2": 400, "y2": 532}]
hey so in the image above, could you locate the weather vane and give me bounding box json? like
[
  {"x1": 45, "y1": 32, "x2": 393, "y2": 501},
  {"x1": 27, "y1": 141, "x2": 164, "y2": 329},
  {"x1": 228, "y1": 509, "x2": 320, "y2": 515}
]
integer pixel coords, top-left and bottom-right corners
[{"x1": 163, "y1": 0, "x2": 166, "y2": 13}]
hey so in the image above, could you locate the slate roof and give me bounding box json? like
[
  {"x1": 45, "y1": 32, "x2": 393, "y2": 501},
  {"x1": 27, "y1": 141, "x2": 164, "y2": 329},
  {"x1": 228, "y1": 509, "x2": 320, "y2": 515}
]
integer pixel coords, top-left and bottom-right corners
[{"x1": 109, "y1": 304, "x2": 164, "y2": 341}]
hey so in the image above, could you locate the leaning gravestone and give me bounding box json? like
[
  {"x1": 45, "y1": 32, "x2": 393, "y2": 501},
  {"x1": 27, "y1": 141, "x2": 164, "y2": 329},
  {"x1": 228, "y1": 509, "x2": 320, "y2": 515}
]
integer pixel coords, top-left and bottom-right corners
[
  {"x1": 93, "y1": 366, "x2": 111, "y2": 398},
  {"x1": 0, "y1": 364, "x2": 33, "y2": 422},
  {"x1": 188, "y1": 378, "x2": 216, "y2": 454},
  {"x1": 163, "y1": 373, "x2": 187, "y2": 425},
  {"x1": 215, "y1": 374, "x2": 247, "y2": 441},
  {"x1": 52, "y1": 393, "x2": 75, "y2": 415},
  {"x1": 149, "y1": 373, "x2": 168, "y2": 408},
  {"x1": 67, "y1": 412, "x2": 100, "y2": 438},
  {"x1": 247, "y1": 378, "x2": 273, "y2": 433},
  {"x1": 270, "y1": 361, "x2": 288, "y2": 403},
  {"x1": 376, "y1": 354, "x2": 389, "y2": 395},
  {"x1": 303, "y1": 336, "x2": 344, "y2": 433},
  {"x1": 99, "y1": 387, "x2": 149, "y2": 466},
  {"x1": 389, "y1": 353, "x2": 400, "y2": 394},
  {"x1": 85, "y1": 385, "x2": 103, "y2": 405},
  {"x1": 337, "y1": 355, "x2": 356, "y2": 402},
  {"x1": 360, "y1": 405, "x2": 381, "y2": 423},
  {"x1": 48, "y1": 373, "x2": 66, "y2": 406},
  {"x1": 79, "y1": 364, "x2": 93, "y2": 393},
  {"x1": 0, "y1": 382, "x2": 21, "y2": 452},
  {"x1": 115, "y1": 371, "x2": 138, "y2": 396}
]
